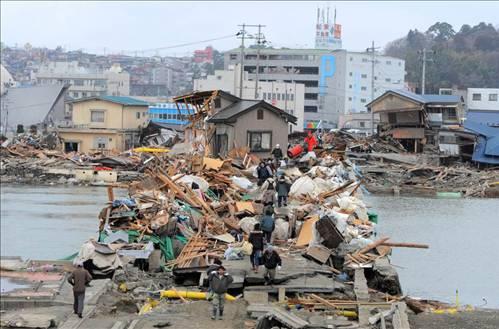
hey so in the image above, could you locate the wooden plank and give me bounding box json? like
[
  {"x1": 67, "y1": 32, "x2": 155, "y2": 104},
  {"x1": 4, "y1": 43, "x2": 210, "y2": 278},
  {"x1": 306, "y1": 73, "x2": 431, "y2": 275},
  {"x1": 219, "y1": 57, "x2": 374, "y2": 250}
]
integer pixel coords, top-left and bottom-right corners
[
  {"x1": 235, "y1": 201, "x2": 255, "y2": 214},
  {"x1": 309, "y1": 294, "x2": 338, "y2": 308},
  {"x1": 381, "y1": 242, "x2": 429, "y2": 249},
  {"x1": 107, "y1": 186, "x2": 114, "y2": 202},
  {"x1": 203, "y1": 157, "x2": 224, "y2": 171},
  {"x1": 278, "y1": 287, "x2": 286, "y2": 303},
  {"x1": 295, "y1": 215, "x2": 319, "y2": 247}
]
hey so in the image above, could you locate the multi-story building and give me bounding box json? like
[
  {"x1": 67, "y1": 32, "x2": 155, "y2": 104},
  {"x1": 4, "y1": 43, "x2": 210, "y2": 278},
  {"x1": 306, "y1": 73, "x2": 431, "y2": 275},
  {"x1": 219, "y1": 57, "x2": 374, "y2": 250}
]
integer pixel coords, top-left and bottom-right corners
[
  {"x1": 193, "y1": 46, "x2": 214, "y2": 64},
  {"x1": 467, "y1": 88, "x2": 499, "y2": 111},
  {"x1": 151, "y1": 66, "x2": 174, "y2": 92},
  {"x1": 225, "y1": 48, "x2": 405, "y2": 129},
  {"x1": 57, "y1": 96, "x2": 149, "y2": 153},
  {"x1": 194, "y1": 67, "x2": 305, "y2": 132},
  {"x1": 34, "y1": 61, "x2": 130, "y2": 99}
]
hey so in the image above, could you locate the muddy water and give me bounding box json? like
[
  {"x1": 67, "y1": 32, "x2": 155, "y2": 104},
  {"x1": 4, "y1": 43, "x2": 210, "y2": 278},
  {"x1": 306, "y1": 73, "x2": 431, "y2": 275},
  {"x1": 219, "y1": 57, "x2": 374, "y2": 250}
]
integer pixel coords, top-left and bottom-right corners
[
  {"x1": 0, "y1": 185, "x2": 118, "y2": 260},
  {"x1": 1, "y1": 185, "x2": 498, "y2": 307},
  {"x1": 366, "y1": 195, "x2": 499, "y2": 308}
]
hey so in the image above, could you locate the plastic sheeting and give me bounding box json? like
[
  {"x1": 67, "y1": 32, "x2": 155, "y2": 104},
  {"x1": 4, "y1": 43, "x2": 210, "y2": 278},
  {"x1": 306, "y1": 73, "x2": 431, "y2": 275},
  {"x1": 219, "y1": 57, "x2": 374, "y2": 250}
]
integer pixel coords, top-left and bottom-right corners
[
  {"x1": 273, "y1": 218, "x2": 289, "y2": 241},
  {"x1": 290, "y1": 176, "x2": 317, "y2": 197},
  {"x1": 239, "y1": 216, "x2": 259, "y2": 234},
  {"x1": 231, "y1": 176, "x2": 254, "y2": 190},
  {"x1": 337, "y1": 196, "x2": 369, "y2": 221},
  {"x1": 174, "y1": 174, "x2": 210, "y2": 192}
]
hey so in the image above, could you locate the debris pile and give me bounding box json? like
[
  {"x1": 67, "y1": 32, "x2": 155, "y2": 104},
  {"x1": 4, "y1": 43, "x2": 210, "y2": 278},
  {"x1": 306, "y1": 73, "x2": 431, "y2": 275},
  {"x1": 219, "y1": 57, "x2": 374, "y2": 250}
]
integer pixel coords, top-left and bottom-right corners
[{"x1": 76, "y1": 142, "x2": 431, "y2": 329}]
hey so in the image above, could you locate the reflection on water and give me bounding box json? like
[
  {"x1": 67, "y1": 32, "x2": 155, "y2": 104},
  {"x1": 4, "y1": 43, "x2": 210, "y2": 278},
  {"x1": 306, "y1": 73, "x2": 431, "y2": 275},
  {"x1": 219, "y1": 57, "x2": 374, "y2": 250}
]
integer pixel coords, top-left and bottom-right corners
[
  {"x1": 0, "y1": 185, "x2": 126, "y2": 260},
  {"x1": 0, "y1": 277, "x2": 30, "y2": 293},
  {"x1": 366, "y1": 195, "x2": 499, "y2": 308}
]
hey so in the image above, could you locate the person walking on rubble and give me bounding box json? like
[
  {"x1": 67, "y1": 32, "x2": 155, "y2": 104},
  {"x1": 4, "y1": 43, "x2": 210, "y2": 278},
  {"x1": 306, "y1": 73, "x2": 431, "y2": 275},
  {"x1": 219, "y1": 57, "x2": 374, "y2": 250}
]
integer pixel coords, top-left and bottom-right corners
[
  {"x1": 208, "y1": 266, "x2": 233, "y2": 320},
  {"x1": 68, "y1": 262, "x2": 92, "y2": 318},
  {"x1": 271, "y1": 144, "x2": 283, "y2": 167},
  {"x1": 262, "y1": 245, "x2": 282, "y2": 285},
  {"x1": 248, "y1": 223, "x2": 265, "y2": 273},
  {"x1": 275, "y1": 174, "x2": 291, "y2": 207},
  {"x1": 260, "y1": 207, "x2": 275, "y2": 243},
  {"x1": 261, "y1": 177, "x2": 276, "y2": 209},
  {"x1": 257, "y1": 161, "x2": 271, "y2": 186}
]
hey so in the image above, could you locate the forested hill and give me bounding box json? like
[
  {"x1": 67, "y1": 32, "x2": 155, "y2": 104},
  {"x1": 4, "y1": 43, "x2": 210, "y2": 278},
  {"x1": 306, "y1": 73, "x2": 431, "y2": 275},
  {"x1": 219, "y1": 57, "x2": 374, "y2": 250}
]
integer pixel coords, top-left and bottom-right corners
[{"x1": 385, "y1": 22, "x2": 499, "y2": 92}]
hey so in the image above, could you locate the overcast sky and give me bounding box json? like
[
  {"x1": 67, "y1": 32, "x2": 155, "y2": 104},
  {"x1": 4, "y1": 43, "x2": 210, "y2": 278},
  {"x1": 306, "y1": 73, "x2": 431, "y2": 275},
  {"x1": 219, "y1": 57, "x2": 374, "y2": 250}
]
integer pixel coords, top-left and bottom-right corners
[{"x1": 1, "y1": 1, "x2": 498, "y2": 56}]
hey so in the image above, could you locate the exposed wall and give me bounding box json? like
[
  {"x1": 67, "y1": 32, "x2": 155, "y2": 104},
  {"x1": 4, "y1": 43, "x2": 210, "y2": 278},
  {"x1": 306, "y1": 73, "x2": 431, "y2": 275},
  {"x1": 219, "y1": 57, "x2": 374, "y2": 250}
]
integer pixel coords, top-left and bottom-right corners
[
  {"x1": 58, "y1": 130, "x2": 123, "y2": 153},
  {"x1": 71, "y1": 100, "x2": 148, "y2": 129},
  {"x1": 371, "y1": 96, "x2": 420, "y2": 114},
  {"x1": 231, "y1": 106, "x2": 290, "y2": 158},
  {"x1": 379, "y1": 111, "x2": 421, "y2": 125},
  {"x1": 122, "y1": 105, "x2": 149, "y2": 129}
]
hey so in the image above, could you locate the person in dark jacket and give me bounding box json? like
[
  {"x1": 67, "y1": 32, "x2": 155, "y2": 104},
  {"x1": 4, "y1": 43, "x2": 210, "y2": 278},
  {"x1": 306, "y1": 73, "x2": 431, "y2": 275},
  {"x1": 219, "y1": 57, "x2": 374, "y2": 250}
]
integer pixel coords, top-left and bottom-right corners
[
  {"x1": 260, "y1": 207, "x2": 275, "y2": 243},
  {"x1": 271, "y1": 144, "x2": 283, "y2": 167},
  {"x1": 275, "y1": 175, "x2": 291, "y2": 207},
  {"x1": 68, "y1": 262, "x2": 92, "y2": 318},
  {"x1": 262, "y1": 245, "x2": 282, "y2": 285},
  {"x1": 248, "y1": 223, "x2": 265, "y2": 273},
  {"x1": 257, "y1": 162, "x2": 271, "y2": 186},
  {"x1": 208, "y1": 266, "x2": 233, "y2": 320},
  {"x1": 206, "y1": 258, "x2": 222, "y2": 276}
]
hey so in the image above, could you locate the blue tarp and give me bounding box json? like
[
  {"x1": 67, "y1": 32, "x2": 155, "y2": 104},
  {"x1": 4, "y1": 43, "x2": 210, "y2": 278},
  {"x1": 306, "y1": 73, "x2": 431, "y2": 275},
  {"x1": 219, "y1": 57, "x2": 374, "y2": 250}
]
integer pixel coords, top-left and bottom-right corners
[{"x1": 465, "y1": 111, "x2": 499, "y2": 164}]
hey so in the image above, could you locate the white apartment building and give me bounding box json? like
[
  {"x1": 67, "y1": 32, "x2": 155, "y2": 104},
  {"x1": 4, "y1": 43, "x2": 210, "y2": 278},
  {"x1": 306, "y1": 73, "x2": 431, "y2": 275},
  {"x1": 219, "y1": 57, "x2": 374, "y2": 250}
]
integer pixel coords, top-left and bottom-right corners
[
  {"x1": 34, "y1": 61, "x2": 130, "y2": 99},
  {"x1": 194, "y1": 66, "x2": 305, "y2": 132},
  {"x1": 225, "y1": 48, "x2": 405, "y2": 129},
  {"x1": 467, "y1": 88, "x2": 499, "y2": 111}
]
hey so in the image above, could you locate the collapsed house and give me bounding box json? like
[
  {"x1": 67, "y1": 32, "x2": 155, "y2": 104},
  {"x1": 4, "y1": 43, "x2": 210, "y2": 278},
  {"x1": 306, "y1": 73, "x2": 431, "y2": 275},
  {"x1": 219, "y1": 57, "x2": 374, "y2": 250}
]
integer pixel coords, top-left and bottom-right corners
[
  {"x1": 172, "y1": 90, "x2": 297, "y2": 158},
  {"x1": 367, "y1": 89, "x2": 466, "y2": 155}
]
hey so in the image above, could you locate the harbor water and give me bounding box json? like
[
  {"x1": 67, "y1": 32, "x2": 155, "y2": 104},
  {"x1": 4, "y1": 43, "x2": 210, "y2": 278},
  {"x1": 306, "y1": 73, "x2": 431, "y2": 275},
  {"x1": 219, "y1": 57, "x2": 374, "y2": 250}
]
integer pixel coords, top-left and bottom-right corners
[{"x1": 1, "y1": 185, "x2": 498, "y2": 308}]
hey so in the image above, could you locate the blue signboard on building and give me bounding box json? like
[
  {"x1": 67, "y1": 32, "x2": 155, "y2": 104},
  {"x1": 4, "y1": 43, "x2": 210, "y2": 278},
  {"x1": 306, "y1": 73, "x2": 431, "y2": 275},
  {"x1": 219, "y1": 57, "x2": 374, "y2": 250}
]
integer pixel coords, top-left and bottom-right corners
[{"x1": 319, "y1": 55, "x2": 336, "y2": 96}]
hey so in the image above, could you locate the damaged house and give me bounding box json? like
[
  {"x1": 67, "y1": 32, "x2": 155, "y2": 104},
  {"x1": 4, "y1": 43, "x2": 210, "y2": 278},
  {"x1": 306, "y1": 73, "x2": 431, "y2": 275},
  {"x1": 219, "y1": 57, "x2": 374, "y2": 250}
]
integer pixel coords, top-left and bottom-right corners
[
  {"x1": 367, "y1": 89, "x2": 467, "y2": 156},
  {"x1": 173, "y1": 90, "x2": 297, "y2": 158}
]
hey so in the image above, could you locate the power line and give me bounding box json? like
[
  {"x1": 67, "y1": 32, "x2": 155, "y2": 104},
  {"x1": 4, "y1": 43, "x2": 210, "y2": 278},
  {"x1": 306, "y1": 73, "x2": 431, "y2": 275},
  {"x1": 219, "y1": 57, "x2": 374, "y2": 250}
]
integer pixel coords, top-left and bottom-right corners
[{"x1": 120, "y1": 34, "x2": 237, "y2": 55}]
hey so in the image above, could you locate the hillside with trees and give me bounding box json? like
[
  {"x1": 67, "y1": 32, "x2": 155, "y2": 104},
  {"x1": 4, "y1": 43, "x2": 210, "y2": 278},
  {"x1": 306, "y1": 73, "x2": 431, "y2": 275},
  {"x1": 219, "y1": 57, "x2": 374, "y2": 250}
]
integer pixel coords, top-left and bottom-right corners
[{"x1": 385, "y1": 22, "x2": 499, "y2": 92}]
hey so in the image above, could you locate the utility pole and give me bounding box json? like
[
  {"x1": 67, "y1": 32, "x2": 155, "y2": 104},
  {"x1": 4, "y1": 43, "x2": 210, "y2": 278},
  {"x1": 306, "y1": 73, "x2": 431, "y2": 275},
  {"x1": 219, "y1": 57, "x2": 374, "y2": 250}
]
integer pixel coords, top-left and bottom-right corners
[
  {"x1": 366, "y1": 41, "x2": 380, "y2": 135},
  {"x1": 237, "y1": 24, "x2": 262, "y2": 98},
  {"x1": 419, "y1": 48, "x2": 434, "y2": 95},
  {"x1": 237, "y1": 24, "x2": 246, "y2": 98},
  {"x1": 254, "y1": 24, "x2": 266, "y2": 99}
]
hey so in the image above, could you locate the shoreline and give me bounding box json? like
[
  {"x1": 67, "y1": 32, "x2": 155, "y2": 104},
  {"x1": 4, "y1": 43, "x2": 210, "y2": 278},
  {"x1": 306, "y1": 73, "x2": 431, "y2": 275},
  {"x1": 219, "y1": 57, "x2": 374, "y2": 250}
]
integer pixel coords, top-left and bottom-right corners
[{"x1": 3, "y1": 177, "x2": 498, "y2": 199}]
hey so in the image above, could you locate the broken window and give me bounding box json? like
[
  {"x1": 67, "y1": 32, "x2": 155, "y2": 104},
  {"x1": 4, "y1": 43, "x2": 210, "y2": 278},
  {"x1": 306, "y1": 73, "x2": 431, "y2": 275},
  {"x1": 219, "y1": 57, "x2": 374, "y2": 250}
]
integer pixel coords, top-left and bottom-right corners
[{"x1": 388, "y1": 113, "x2": 397, "y2": 124}]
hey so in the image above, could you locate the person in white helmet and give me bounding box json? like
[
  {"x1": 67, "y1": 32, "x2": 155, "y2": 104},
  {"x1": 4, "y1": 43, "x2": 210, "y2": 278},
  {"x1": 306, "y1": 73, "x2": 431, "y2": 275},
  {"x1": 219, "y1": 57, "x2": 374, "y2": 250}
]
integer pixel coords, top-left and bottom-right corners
[{"x1": 271, "y1": 144, "x2": 283, "y2": 169}]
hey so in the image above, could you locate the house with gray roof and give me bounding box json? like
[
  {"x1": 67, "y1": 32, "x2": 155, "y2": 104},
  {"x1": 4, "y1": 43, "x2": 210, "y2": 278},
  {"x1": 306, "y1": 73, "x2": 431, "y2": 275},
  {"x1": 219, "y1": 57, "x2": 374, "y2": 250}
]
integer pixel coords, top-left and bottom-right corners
[
  {"x1": 367, "y1": 89, "x2": 465, "y2": 154},
  {"x1": 207, "y1": 98, "x2": 297, "y2": 157}
]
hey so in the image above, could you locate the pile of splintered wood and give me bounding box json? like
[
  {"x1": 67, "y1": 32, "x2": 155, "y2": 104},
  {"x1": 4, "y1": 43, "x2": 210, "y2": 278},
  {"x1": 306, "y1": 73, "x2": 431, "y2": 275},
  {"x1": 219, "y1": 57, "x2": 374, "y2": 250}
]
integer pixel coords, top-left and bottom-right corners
[{"x1": 345, "y1": 237, "x2": 429, "y2": 266}]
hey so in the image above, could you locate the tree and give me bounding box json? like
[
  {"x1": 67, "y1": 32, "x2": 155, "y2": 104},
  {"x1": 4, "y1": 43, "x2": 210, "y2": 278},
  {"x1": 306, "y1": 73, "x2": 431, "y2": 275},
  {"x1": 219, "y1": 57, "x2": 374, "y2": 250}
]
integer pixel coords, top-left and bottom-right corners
[
  {"x1": 385, "y1": 22, "x2": 499, "y2": 89},
  {"x1": 427, "y1": 22, "x2": 455, "y2": 41}
]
